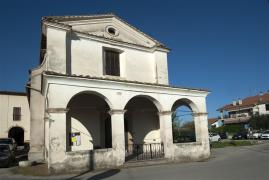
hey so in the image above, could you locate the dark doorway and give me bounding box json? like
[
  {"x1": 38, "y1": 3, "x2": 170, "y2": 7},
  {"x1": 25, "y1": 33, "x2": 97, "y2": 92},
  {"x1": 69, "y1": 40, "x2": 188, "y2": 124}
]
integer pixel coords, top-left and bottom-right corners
[{"x1": 8, "y1": 127, "x2": 24, "y2": 145}]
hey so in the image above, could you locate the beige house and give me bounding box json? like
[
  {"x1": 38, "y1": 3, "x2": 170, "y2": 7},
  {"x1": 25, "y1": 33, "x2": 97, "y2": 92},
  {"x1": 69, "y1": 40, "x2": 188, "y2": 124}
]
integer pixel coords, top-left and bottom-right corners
[
  {"x1": 218, "y1": 92, "x2": 269, "y2": 125},
  {"x1": 27, "y1": 14, "x2": 210, "y2": 173},
  {"x1": 0, "y1": 91, "x2": 30, "y2": 145}
]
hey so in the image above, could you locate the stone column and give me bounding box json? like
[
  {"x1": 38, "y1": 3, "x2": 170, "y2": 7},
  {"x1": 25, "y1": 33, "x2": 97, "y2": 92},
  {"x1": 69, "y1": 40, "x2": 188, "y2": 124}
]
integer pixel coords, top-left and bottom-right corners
[
  {"x1": 193, "y1": 112, "x2": 209, "y2": 143},
  {"x1": 47, "y1": 108, "x2": 68, "y2": 173},
  {"x1": 28, "y1": 76, "x2": 45, "y2": 162},
  {"x1": 159, "y1": 111, "x2": 174, "y2": 159},
  {"x1": 109, "y1": 109, "x2": 126, "y2": 166}
]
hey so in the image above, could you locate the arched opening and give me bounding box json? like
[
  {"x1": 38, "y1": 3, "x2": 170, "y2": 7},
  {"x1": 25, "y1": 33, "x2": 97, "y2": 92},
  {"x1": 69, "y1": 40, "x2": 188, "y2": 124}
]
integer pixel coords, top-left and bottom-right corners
[
  {"x1": 8, "y1": 127, "x2": 24, "y2": 146},
  {"x1": 124, "y1": 96, "x2": 163, "y2": 161},
  {"x1": 66, "y1": 92, "x2": 112, "y2": 151},
  {"x1": 171, "y1": 99, "x2": 197, "y2": 143}
]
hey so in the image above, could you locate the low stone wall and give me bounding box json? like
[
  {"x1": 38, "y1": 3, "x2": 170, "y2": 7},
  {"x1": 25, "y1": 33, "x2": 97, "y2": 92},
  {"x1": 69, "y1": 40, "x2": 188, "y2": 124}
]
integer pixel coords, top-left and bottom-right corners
[
  {"x1": 49, "y1": 148, "x2": 117, "y2": 174},
  {"x1": 49, "y1": 143, "x2": 210, "y2": 174},
  {"x1": 172, "y1": 142, "x2": 210, "y2": 162}
]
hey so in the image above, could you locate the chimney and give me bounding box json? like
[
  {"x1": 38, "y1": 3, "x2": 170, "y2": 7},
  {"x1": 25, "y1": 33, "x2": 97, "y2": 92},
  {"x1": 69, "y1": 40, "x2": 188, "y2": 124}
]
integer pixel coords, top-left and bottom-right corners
[
  {"x1": 232, "y1": 100, "x2": 237, "y2": 106},
  {"x1": 259, "y1": 91, "x2": 263, "y2": 103},
  {"x1": 238, "y1": 99, "x2": 242, "y2": 105}
]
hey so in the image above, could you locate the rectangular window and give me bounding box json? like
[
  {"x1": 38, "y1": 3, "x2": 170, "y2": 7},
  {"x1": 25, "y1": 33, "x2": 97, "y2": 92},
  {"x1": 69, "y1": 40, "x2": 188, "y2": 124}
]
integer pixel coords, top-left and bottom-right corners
[
  {"x1": 266, "y1": 104, "x2": 269, "y2": 111},
  {"x1": 13, "y1": 107, "x2": 21, "y2": 121},
  {"x1": 104, "y1": 50, "x2": 120, "y2": 76}
]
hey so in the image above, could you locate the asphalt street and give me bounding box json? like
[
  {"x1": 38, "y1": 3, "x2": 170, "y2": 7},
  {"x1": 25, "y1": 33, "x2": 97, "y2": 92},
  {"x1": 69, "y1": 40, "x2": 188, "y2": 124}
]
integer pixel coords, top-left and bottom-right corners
[{"x1": 1, "y1": 141, "x2": 268, "y2": 180}]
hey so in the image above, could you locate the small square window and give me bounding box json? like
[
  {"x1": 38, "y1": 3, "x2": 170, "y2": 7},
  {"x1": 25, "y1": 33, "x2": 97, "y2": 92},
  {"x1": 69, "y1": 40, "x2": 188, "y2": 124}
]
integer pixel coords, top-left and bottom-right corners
[
  {"x1": 13, "y1": 107, "x2": 21, "y2": 121},
  {"x1": 104, "y1": 50, "x2": 120, "y2": 76}
]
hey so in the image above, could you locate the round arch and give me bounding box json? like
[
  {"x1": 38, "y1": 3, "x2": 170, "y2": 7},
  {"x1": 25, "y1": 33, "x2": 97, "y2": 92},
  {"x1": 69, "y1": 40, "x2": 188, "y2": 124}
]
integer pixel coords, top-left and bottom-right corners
[
  {"x1": 124, "y1": 95, "x2": 161, "y2": 146},
  {"x1": 171, "y1": 98, "x2": 199, "y2": 143},
  {"x1": 171, "y1": 98, "x2": 199, "y2": 113},
  {"x1": 124, "y1": 94, "x2": 163, "y2": 112},
  {"x1": 8, "y1": 126, "x2": 24, "y2": 146},
  {"x1": 66, "y1": 90, "x2": 113, "y2": 109},
  {"x1": 66, "y1": 91, "x2": 112, "y2": 151}
]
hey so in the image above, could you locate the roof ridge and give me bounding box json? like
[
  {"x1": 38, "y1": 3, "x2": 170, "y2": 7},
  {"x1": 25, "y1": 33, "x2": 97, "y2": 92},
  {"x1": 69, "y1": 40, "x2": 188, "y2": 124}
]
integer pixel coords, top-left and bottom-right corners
[{"x1": 42, "y1": 13, "x2": 116, "y2": 21}]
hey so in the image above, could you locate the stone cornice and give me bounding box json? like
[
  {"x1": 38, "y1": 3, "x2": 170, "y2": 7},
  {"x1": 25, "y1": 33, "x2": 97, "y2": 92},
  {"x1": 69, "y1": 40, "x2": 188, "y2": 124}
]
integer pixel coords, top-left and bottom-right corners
[
  {"x1": 46, "y1": 108, "x2": 69, "y2": 113},
  {"x1": 108, "y1": 109, "x2": 126, "y2": 115},
  {"x1": 159, "y1": 111, "x2": 172, "y2": 116},
  {"x1": 193, "y1": 112, "x2": 208, "y2": 117}
]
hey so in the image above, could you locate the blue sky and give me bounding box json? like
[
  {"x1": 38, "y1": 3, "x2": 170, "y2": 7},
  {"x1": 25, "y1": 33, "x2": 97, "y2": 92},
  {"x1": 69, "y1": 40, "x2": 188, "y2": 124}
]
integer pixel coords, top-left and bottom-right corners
[{"x1": 0, "y1": 0, "x2": 268, "y2": 118}]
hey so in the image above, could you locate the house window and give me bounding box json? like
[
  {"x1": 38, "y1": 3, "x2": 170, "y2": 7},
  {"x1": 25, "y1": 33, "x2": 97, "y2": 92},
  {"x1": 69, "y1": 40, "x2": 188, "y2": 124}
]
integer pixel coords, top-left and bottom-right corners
[
  {"x1": 266, "y1": 104, "x2": 269, "y2": 111},
  {"x1": 13, "y1": 107, "x2": 21, "y2": 121},
  {"x1": 104, "y1": 50, "x2": 120, "y2": 76}
]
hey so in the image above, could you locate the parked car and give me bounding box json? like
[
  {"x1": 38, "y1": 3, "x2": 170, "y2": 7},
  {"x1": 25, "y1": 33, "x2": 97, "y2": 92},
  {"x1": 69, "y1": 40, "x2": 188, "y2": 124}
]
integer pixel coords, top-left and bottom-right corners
[
  {"x1": 249, "y1": 131, "x2": 263, "y2": 139},
  {"x1": 209, "y1": 133, "x2": 221, "y2": 142},
  {"x1": 218, "y1": 132, "x2": 228, "y2": 139},
  {"x1": 0, "y1": 138, "x2": 17, "y2": 151},
  {"x1": 260, "y1": 130, "x2": 269, "y2": 140},
  {"x1": 0, "y1": 144, "x2": 15, "y2": 167},
  {"x1": 232, "y1": 132, "x2": 248, "y2": 140}
]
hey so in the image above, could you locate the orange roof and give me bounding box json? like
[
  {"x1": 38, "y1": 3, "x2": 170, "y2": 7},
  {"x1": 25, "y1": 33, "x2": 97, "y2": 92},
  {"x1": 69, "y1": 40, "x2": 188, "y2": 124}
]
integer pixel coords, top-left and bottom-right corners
[
  {"x1": 208, "y1": 118, "x2": 218, "y2": 125},
  {"x1": 218, "y1": 92, "x2": 269, "y2": 111}
]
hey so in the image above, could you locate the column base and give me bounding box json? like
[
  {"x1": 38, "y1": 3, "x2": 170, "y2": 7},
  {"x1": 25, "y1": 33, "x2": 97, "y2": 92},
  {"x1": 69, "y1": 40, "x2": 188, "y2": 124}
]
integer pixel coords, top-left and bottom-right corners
[{"x1": 28, "y1": 150, "x2": 45, "y2": 163}]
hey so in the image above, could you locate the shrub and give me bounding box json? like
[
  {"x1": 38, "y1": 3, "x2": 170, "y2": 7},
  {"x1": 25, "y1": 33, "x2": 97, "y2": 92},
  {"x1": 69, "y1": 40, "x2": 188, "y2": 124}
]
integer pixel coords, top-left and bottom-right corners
[
  {"x1": 249, "y1": 114, "x2": 269, "y2": 130},
  {"x1": 211, "y1": 124, "x2": 245, "y2": 134}
]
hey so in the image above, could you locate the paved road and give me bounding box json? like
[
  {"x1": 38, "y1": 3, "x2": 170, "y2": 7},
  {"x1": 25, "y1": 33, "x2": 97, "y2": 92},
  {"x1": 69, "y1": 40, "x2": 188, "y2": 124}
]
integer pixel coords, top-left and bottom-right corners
[{"x1": 1, "y1": 141, "x2": 269, "y2": 180}]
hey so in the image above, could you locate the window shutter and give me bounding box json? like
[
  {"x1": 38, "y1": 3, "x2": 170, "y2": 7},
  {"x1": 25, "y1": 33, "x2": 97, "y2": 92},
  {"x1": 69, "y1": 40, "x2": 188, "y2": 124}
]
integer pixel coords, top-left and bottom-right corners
[
  {"x1": 104, "y1": 50, "x2": 120, "y2": 76},
  {"x1": 13, "y1": 107, "x2": 21, "y2": 121}
]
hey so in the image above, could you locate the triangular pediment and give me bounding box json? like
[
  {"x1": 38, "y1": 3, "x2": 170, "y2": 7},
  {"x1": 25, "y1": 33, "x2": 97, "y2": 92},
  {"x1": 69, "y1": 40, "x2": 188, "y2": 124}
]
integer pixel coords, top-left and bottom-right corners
[{"x1": 44, "y1": 14, "x2": 167, "y2": 49}]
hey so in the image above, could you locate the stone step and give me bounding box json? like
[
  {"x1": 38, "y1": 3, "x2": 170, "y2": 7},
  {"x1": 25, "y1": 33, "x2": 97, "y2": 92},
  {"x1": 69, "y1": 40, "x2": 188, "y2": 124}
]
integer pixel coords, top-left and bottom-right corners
[{"x1": 123, "y1": 158, "x2": 170, "y2": 168}]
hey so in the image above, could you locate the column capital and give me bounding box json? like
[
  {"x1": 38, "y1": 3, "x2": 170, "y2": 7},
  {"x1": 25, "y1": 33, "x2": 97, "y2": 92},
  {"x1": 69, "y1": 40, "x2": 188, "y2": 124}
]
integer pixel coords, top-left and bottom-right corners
[
  {"x1": 46, "y1": 108, "x2": 69, "y2": 113},
  {"x1": 108, "y1": 109, "x2": 126, "y2": 115},
  {"x1": 158, "y1": 111, "x2": 172, "y2": 116}
]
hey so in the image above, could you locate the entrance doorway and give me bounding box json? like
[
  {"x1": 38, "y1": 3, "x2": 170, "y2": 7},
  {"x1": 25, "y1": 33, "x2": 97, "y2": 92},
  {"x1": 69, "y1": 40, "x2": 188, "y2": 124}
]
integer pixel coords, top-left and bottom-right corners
[{"x1": 8, "y1": 127, "x2": 24, "y2": 145}]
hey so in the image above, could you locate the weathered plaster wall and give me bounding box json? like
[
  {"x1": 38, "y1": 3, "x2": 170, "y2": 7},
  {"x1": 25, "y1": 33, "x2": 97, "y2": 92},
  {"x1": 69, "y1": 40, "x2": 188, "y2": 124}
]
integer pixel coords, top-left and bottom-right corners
[
  {"x1": 128, "y1": 110, "x2": 161, "y2": 144},
  {"x1": 70, "y1": 36, "x2": 156, "y2": 83},
  {"x1": 67, "y1": 110, "x2": 102, "y2": 151},
  {"x1": 46, "y1": 27, "x2": 67, "y2": 74},
  {"x1": 44, "y1": 25, "x2": 168, "y2": 85},
  {"x1": 42, "y1": 76, "x2": 209, "y2": 173}
]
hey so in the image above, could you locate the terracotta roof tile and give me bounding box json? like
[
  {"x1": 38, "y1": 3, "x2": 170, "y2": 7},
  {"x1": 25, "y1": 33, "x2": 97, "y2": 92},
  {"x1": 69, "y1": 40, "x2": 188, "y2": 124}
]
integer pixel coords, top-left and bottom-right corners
[
  {"x1": 44, "y1": 71, "x2": 209, "y2": 92},
  {"x1": 218, "y1": 92, "x2": 269, "y2": 111},
  {"x1": 208, "y1": 118, "x2": 218, "y2": 125}
]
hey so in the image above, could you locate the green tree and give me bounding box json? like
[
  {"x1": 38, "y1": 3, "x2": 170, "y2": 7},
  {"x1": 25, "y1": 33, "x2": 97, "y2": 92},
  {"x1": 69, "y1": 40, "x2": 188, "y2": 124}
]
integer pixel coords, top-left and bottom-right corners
[{"x1": 249, "y1": 114, "x2": 269, "y2": 130}]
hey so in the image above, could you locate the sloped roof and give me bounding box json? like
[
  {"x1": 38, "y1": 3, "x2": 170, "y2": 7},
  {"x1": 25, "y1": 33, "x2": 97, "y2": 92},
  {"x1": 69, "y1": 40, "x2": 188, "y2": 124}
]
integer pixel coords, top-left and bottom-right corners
[
  {"x1": 44, "y1": 71, "x2": 209, "y2": 92},
  {"x1": 208, "y1": 118, "x2": 218, "y2": 125},
  {"x1": 218, "y1": 92, "x2": 269, "y2": 111},
  {"x1": 42, "y1": 13, "x2": 169, "y2": 50}
]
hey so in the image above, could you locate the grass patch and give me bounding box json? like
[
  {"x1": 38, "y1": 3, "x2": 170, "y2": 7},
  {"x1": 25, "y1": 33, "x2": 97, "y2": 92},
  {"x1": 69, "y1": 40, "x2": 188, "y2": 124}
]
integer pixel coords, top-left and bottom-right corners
[{"x1": 211, "y1": 140, "x2": 259, "y2": 148}]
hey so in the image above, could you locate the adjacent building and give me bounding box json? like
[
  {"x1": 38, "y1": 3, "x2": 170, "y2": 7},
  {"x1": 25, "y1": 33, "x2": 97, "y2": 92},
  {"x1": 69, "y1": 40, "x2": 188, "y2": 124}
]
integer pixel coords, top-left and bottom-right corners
[
  {"x1": 217, "y1": 92, "x2": 269, "y2": 125},
  {"x1": 0, "y1": 91, "x2": 30, "y2": 145},
  {"x1": 27, "y1": 14, "x2": 210, "y2": 173},
  {"x1": 208, "y1": 118, "x2": 223, "y2": 128}
]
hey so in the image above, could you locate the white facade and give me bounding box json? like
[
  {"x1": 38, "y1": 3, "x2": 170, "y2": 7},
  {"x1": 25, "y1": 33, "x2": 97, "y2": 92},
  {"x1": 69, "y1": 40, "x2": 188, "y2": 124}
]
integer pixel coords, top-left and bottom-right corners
[
  {"x1": 0, "y1": 92, "x2": 30, "y2": 144},
  {"x1": 28, "y1": 14, "x2": 210, "y2": 173}
]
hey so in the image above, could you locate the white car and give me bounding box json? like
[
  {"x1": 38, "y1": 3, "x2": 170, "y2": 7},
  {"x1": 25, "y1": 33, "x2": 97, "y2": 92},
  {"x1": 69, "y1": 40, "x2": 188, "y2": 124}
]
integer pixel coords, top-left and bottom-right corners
[
  {"x1": 251, "y1": 131, "x2": 263, "y2": 139},
  {"x1": 261, "y1": 131, "x2": 269, "y2": 140},
  {"x1": 209, "y1": 133, "x2": 221, "y2": 142}
]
